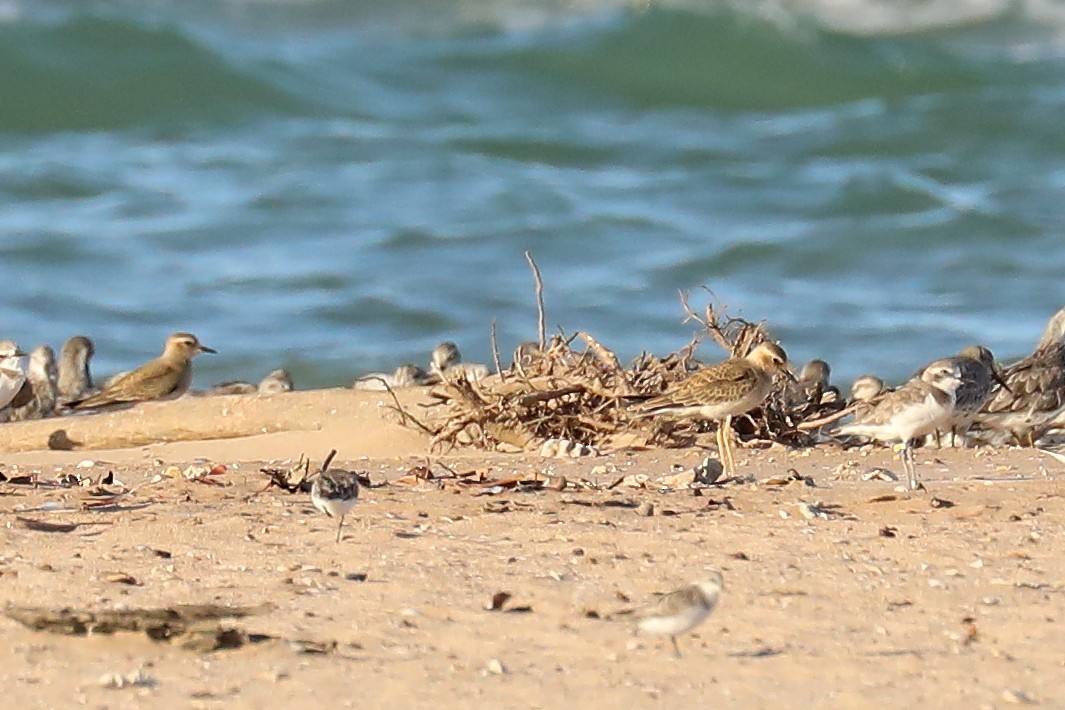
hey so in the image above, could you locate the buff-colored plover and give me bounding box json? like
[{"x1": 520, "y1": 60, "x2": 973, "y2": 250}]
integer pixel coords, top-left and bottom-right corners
[
  {"x1": 310, "y1": 468, "x2": 361, "y2": 542},
  {"x1": 67, "y1": 332, "x2": 215, "y2": 411},
  {"x1": 834, "y1": 362, "x2": 964, "y2": 490},
  {"x1": 634, "y1": 342, "x2": 791, "y2": 477},
  {"x1": 628, "y1": 573, "x2": 723, "y2": 658}
]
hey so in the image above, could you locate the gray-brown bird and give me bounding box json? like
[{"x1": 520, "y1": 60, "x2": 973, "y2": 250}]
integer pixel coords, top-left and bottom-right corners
[
  {"x1": 978, "y1": 308, "x2": 1065, "y2": 445},
  {"x1": 57, "y1": 335, "x2": 95, "y2": 403},
  {"x1": 633, "y1": 342, "x2": 791, "y2": 477},
  {"x1": 934, "y1": 345, "x2": 1006, "y2": 446},
  {"x1": 203, "y1": 368, "x2": 293, "y2": 396},
  {"x1": 67, "y1": 332, "x2": 215, "y2": 411}
]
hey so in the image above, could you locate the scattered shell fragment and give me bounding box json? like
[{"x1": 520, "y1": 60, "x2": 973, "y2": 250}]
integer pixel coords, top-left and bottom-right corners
[
  {"x1": 797, "y1": 502, "x2": 829, "y2": 520},
  {"x1": 485, "y1": 658, "x2": 507, "y2": 675},
  {"x1": 861, "y1": 468, "x2": 898, "y2": 482},
  {"x1": 99, "y1": 670, "x2": 154, "y2": 689},
  {"x1": 539, "y1": 438, "x2": 598, "y2": 458}
]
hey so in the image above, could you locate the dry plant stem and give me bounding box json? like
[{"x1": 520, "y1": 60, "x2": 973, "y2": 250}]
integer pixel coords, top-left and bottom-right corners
[
  {"x1": 490, "y1": 319, "x2": 505, "y2": 382},
  {"x1": 382, "y1": 384, "x2": 435, "y2": 435},
  {"x1": 525, "y1": 250, "x2": 547, "y2": 350},
  {"x1": 319, "y1": 449, "x2": 338, "y2": 474}
]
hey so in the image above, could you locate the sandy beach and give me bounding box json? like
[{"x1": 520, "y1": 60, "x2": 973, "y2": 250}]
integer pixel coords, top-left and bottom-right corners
[{"x1": 2, "y1": 388, "x2": 1064, "y2": 708}]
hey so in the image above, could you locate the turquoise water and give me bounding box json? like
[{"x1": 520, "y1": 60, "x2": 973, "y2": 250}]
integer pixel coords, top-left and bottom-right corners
[{"x1": 2, "y1": 0, "x2": 1065, "y2": 389}]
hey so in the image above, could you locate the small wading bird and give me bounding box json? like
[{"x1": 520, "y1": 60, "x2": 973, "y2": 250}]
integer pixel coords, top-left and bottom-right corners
[
  {"x1": 618, "y1": 572, "x2": 724, "y2": 658},
  {"x1": 632, "y1": 342, "x2": 792, "y2": 477},
  {"x1": 57, "y1": 335, "x2": 95, "y2": 403},
  {"x1": 834, "y1": 362, "x2": 965, "y2": 490},
  {"x1": 0, "y1": 340, "x2": 27, "y2": 411},
  {"x1": 977, "y1": 308, "x2": 1065, "y2": 445},
  {"x1": 67, "y1": 332, "x2": 215, "y2": 411},
  {"x1": 310, "y1": 469, "x2": 361, "y2": 543}
]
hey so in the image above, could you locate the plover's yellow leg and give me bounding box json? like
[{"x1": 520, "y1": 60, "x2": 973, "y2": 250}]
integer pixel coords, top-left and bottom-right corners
[
  {"x1": 670, "y1": 636, "x2": 682, "y2": 659},
  {"x1": 719, "y1": 414, "x2": 736, "y2": 477},
  {"x1": 336, "y1": 516, "x2": 345, "y2": 543},
  {"x1": 714, "y1": 419, "x2": 726, "y2": 475}
]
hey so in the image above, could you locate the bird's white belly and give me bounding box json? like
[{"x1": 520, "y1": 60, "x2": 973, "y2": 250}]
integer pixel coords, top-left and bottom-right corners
[
  {"x1": 0, "y1": 374, "x2": 25, "y2": 410},
  {"x1": 313, "y1": 497, "x2": 357, "y2": 519},
  {"x1": 638, "y1": 606, "x2": 709, "y2": 637},
  {"x1": 892, "y1": 393, "x2": 951, "y2": 440}
]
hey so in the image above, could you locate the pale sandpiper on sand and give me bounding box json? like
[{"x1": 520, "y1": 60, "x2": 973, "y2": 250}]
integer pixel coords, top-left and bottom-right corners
[
  {"x1": 834, "y1": 362, "x2": 964, "y2": 490},
  {"x1": 257, "y1": 368, "x2": 294, "y2": 394},
  {"x1": 626, "y1": 572, "x2": 724, "y2": 658},
  {"x1": 310, "y1": 468, "x2": 361, "y2": 542},
  {"x1": 429, "y1": 341, "x2": 489, "y2": 383},
  {"x1": 204, "y1": 368, "x2": 294, "y2": 396},
  {"x1": 5, "y1": 345, "x2": 58, "y2": 422},
  {"x1": 850, "y1": 374, "x2": 885, "y2": 410},
  {"x1": 0, "y1": 340, "x2": 27, "y2": 412},
  {"x1": 633, "y1": 342, "x2": 791, "y2": 477},
  {"x1": 57, "y1": 335, "x2": 95, "y2": 403},
  {"x1": 353, "y1": 363, "x2": 430, "y2": 391},
  {"x1": 67, "y1": 332, "x2": 215, "y2": 411}
]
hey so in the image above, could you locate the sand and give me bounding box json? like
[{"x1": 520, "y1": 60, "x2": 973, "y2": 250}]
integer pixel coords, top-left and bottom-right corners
[{"x1": 1, "y1": 389, "x2": 1064, "y2": 708}]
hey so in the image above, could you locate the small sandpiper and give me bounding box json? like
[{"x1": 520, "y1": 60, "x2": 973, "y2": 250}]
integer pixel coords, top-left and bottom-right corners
[
  {"x1": 57, "y1": 335, "x2": 95, "y2": 403},
  {"x1": 834, "y1": 362, "x2": 964, "y2": 490},
  {"x1": 429, "y1": 341, "x2": 489, "y2": 383},
  {"x1": 0, "y1": 340, "x2": 27, "y2": 412},
  {"x1": 628, "y1": 572, "x2": 724, "y2": 658},
  {"x1": 257, "y1": 368, "x2": 293, "y2": 394},
  {"x1": 633, "y1": 342, "x2": 792, "y2": 477},
  {"x1": 5, "y1": 345, "x2": 58, "y2": 422},
  {"x1": 204, "y1": 368, "x2": 294, "y2": 396},
  {"x1": 310, "y1": 468, "x2": 361, "y2": 542},
  {"x1": 784, "y1": 359, "x2": 839, "y2": 410},
  {"x1": 936, "y1": 345, "x2": 1006, "y2": 446},
  {"x1": 67, "y1": 332, "x2": 215, "y2": 411},
  {"x1": 353, "y1": 363, "x2": 430, "y2": 391}
]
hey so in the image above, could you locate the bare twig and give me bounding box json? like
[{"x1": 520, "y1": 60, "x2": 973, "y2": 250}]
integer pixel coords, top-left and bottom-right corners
[
  {"x1": 381, "y1": 380, "x2": 435, "y2": 435},
  {"x1": 490, "y1": 319, "x2": 505, "y2": 381},
  {"x1": 319, "y1": 449, "x2": 338, "y2": 473},
  {"x1": 525, "y1": 250, "x2": 547, "y2": 350}
]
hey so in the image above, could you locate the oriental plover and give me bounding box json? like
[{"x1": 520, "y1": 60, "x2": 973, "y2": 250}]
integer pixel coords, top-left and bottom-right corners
[
  {"x1": 310, "y1": 468, "x2": 361, "y2": 542},
  {"x1": 834, "y1": 362, "x2": 964, "y2": 490},
  {"x1": 633, "y1": 342, "x2": 792, "y2": 477},
  {"x1": 629, "y1": 572, "x2": 724, "y2": 658},
  {"x1": 67, "y1": 332, "x2": 215, "y2": 411}
]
